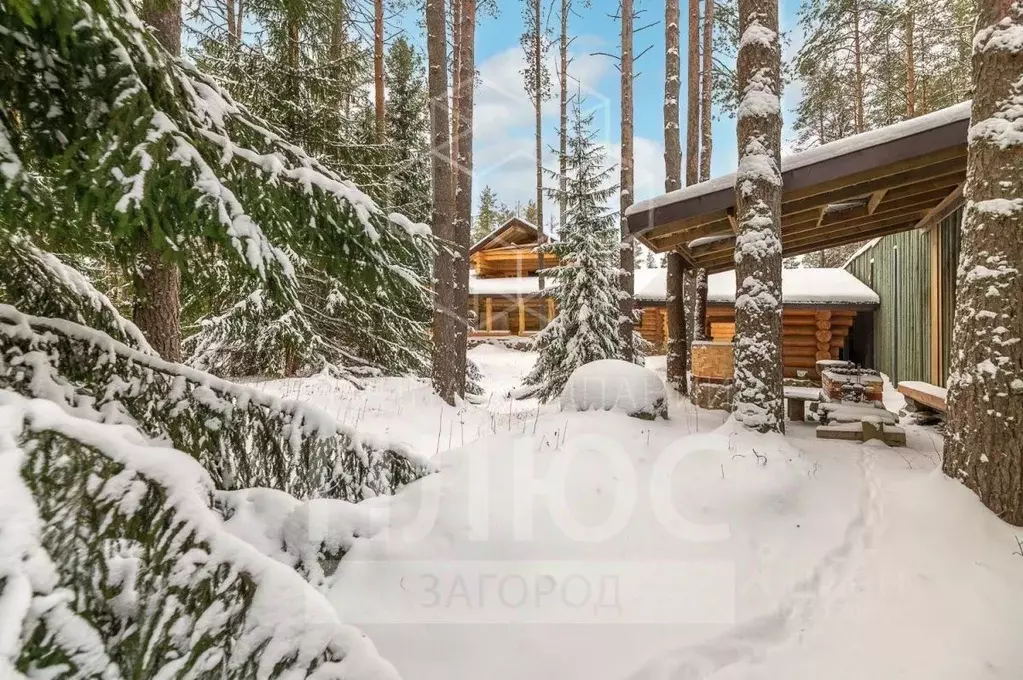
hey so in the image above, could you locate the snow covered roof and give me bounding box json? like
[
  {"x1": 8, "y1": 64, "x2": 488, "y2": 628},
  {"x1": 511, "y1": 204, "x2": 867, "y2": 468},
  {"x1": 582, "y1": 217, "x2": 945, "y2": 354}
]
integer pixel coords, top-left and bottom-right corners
[
  {"x1": 633, "y1": 267, "x2": 879, "y2": 307},
  {"x1": 625, "y1": 102, "x2": 970, "y2": 274},
  {"x1": 469, "y1": 216, "x2": 549, "y2": 255},
  {"x1": 468, "y1": 274, "x2": 549, "y2": 296}
]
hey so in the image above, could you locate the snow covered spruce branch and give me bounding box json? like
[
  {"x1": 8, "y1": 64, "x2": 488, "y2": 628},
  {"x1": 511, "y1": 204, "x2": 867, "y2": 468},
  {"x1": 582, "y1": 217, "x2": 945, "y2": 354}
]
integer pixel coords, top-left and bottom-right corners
[
  {"x1": 0, "y1": 237, "x2": 154, "y2": 354},
  {"x1": 0, "y1": 0, "x2": 434, "y2": 379},
  {"x1": 0, "y1": 305, "x2": 434, "y2": 502},
  {"x1": 0, "y1": 393, "x2": 399, "y2": 680}
]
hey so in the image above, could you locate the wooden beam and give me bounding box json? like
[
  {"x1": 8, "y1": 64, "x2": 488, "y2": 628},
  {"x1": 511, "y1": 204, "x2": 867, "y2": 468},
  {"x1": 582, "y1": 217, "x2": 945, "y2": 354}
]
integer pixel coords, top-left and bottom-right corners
[
  {"x1": 780, "y1": 155, "x2": 966, "y2": 216},
  {"x1": 640, "y1": 209, "x2": 731, "y2": 242},
  {"x1": 781, "y1": 219, "x2": 921, "y2": 259},
  {"x1": 867, "y1": 188, "x2": 888, "y2": 214},
  {"x1": 675, "y1": 244, "x2": 699, "y2": 268},
  {"x1": 915, "y1": 183, "x2": 964, "y2": 233},
  {"x1": 485, "y1": 296, "x2": 493, "y2": 332},
  {"x1": 784, "y1": 210, "x2": 930, "y2": 250},
  {"x1": 546, "y1": 297, "x2": 555, "y2": 323},
  {"x1": 787, "y1": 193, "x2": 950, "y2": 238},
  {"x1": 647, "y1": 217, "x2": 733, "y2": 250},
  {"x1": 727, "y1": 208, "x2": 739, "y2": 233},
  {"x1": 517, "y1": 296, "x2": 525, "y2": 335}
]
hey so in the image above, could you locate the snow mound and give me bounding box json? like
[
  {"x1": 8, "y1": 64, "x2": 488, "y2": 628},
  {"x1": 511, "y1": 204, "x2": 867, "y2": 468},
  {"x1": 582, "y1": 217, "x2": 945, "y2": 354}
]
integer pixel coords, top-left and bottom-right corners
[{"x1": 559, "y1": 360, "x2": 668, "y2": 420}]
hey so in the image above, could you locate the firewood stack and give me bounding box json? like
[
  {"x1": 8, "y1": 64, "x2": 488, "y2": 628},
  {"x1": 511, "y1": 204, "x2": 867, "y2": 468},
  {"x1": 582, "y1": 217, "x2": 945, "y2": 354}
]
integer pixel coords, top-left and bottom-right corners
[
  {"x1": 820, "y1": 364, "x2": 884, "y2": 403},
  {"x1": 813, "y1": 360, "x2": 905, "y2": 445}
]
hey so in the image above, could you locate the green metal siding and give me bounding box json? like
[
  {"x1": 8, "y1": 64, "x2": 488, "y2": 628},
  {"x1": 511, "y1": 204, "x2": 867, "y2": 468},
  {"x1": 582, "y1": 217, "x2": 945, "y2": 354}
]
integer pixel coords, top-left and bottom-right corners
[
  {"x1": 845, "y1": 208, "x2": 963, "y2": 385},
  {"x1": 938, "y1": 207, "x2": 963, "y2": 382},
  {"x1": 846, "y1": 230, "x2": 932, "y2": 383}
]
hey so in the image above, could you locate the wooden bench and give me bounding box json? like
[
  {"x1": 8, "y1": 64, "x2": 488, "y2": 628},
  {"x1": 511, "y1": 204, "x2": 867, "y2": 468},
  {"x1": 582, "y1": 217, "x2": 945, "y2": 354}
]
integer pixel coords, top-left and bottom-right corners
[
  {"x1": 897, "y1": 381, "x2": 947, "y2": 413},
  {"x1": 783, "y1": 385, "x2": 821, "y2": 422}
]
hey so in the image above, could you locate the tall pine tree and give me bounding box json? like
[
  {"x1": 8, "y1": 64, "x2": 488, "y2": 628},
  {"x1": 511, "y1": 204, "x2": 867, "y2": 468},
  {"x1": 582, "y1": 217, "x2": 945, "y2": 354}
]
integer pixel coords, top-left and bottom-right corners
[{"x1": 522, "y1": 98, "x2": 621, "y2": 402}]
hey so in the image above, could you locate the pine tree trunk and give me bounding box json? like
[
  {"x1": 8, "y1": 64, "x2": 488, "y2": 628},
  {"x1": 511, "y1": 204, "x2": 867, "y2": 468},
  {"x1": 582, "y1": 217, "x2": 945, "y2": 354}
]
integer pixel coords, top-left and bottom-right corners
[
  {"x1": 943, "y1": 0, "x2": 1023, "y2": 526},
  {"x1": 454, "y1": 0, "x2": 475, "y2": 345},
  {"x1": 427, "y1": 0, "x2": 464, "y2": 404},
  {"x1": 559, "y1": 0, "x2": 569, "y2": 235},
  {"x1": 236, "y1": 0, "x2": 243, "y2": 41},
  {"x1": 699, "y1": 0, "x2": 714, "y2": 181},
  {"x1": 664, "y1": 0, "x2": 687, "y2": 393},
  {"x1": 852, "y1": 0, "x2": 865, "y2": 133},
  {"x1": 694, "y1": 268, "x2": 708, "y2": 341},
  {"x1": 905, "y1": 9, "x2": 916, "y2": 118},
  {"x1": 686, "y1": 0, "x2": 701, "y2": 185},
  {"x1": 137, "y1": 0, "x2": 182, "y2": 362},
  {"x1": 733, "y1": 0, "x2": 784, "y2": 433},
  {"x1": 534, "y1": 0, "x2": 546, "y2": 292},
  {"x1": 450, "y1": 0, "x2": 461, "y2": 180},
  {"x1": 225, "y1": 0, "x2": 235, "y2": 45},
  {"x1": 374, "y1": 0, "x2": 385, "y2": 143},
  {"x1": 619, "y1": 0, "x2": 636, "y2": 360}
]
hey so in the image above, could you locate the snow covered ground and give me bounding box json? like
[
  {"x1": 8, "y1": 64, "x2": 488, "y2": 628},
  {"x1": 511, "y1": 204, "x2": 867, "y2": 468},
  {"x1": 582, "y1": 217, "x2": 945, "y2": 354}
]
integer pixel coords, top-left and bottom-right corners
[{"x1": 259, "y1": 345, "x2": 1023, "y2": 680}]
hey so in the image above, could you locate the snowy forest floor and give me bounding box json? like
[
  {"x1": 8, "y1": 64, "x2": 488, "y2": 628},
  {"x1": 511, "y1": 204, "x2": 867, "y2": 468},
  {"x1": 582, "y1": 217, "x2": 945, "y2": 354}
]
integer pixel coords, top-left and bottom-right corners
[{"x1": 258, "y1": 346, "x2": 1023, "y2": 680}]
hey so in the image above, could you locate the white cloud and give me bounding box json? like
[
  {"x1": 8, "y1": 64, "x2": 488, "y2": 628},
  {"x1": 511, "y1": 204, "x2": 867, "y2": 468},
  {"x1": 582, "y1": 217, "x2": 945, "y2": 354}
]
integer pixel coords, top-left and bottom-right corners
[{"x1": 468, "y1": 37, "x2": 617, "y2": 224}]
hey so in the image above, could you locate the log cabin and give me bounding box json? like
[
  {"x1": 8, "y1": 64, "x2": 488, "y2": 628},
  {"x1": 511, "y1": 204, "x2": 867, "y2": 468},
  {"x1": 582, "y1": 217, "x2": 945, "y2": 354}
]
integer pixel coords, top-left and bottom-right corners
[
  {"x1": 633, "y1": 268, "x2": 879, "y2": 380},
  {"x1": 468, "y1": 217, "x2": 880, "y2": 381},
  {"x1": 468, "y1": 217, "x2": 557, "y2": 336}
]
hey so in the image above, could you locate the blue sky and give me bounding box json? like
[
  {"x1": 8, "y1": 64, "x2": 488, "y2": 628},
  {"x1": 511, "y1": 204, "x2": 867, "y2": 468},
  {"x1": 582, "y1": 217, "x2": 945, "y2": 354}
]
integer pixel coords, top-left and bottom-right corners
[{"x1": 397, "y1": 0, "x2": 803, "y2": 224}]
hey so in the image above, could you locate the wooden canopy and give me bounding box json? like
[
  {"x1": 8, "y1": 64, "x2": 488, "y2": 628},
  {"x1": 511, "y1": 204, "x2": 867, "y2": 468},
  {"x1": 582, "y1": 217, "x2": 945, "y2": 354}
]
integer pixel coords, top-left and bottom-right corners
[
  {"x1": 469, "y1": 216, "x2": 547, "y2": 255},
  {"x1": 625, "y1": 102, "x2": 970, "y2": 273}
]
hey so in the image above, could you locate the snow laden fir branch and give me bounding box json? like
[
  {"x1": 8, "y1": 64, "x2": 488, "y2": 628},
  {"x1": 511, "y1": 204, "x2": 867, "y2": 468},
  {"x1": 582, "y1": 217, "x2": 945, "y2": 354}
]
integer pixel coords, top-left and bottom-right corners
[
  {"x1": 0, "y1": 393, "x2": 400, "y2": 680},
  {"x1": 0, "y1": 0, "x2": 434, "y2": 380},
  {"x1": 0, "y1": 305, "x2": 433, "y2": 501}
]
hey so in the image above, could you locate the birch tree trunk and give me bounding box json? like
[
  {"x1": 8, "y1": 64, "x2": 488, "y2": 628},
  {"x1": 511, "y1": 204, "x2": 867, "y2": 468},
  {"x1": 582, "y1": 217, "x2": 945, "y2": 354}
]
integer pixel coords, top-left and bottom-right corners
[
  {"x1": 699, "y1": 0, "x2": 714, "y2": 181},
  {"x1": 686, "y1": 0, "x2": 701, "y2": 185},
  {"x1": 137, "y1": 0, "x2": 182, "y2": 362},
  {"x1": 665, "y1": 0, "x2": 687, "y2": 393},
  {"x1": 733, "y1": 0, "x2": 784, "y2": 433},
  {"x1": 943, "y1": 0, "x2": 1023, "y2": 526},
  {"x1": 374, "y1": 0, "x2": 385, "y2": 143},
  {"x1": 427, "y1": 0, "x2": 464, "y2": 404},
  {"x1": 619, "y1": 0, "x2": 636, "y2": 360}
]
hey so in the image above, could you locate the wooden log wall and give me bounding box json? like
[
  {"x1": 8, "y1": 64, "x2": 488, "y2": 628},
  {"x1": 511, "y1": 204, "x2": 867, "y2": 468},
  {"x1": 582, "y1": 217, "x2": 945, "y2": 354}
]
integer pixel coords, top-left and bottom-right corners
[
  {"x1": 638, "y1": 306, "x2": 667, "y2": 349},
  {"x1": 470, "y1": 295, "x2": 552, "y2": 334},
  {"x1": 707, "y1": 306, "x2": 855, "y2": 379},
  {"x1": 470, "y1": 248, "x2": 559, "y2": 278}
]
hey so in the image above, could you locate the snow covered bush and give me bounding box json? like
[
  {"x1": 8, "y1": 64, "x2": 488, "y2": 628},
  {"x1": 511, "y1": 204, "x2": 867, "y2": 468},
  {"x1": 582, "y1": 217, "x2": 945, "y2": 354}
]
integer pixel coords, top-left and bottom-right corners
[
  {"x1": 0, "y1": 305, "x2": 432, "y2": 501},
  {"x1": 521, "y1": 97, "x2": 623, "y2": 402},
  {"x1": 559, "y1": 359, "x2": 668, "y2": 420},
  {"x1": 0, "y1": 393, "x2": 398, "y2": 679}
]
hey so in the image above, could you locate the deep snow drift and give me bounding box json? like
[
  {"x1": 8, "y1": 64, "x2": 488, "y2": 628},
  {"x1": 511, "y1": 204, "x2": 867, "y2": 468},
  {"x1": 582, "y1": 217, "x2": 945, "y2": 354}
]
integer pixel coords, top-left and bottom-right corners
[{"x1": 256, "y1": 345, "x2": 1023, "y2": 680}]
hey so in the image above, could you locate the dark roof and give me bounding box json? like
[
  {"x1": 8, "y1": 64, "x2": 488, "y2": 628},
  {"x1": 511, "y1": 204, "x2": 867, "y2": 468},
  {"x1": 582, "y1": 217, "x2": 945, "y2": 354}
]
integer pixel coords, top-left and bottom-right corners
[
  {"x1": 469, "y1": 217, "x2": 548, "y2": 255},
  {"x1": 625, "y1": 102, "x2": 970, "y2": 273}
]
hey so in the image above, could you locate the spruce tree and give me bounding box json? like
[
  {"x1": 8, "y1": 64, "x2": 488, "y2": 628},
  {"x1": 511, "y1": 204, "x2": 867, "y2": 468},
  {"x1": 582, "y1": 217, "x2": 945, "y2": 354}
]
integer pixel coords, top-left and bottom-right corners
[
  {"x1": 0, "y1": 0, "x2": 433, "y2": 381},
  {"x1": 386, "y1": 36, "x2": 432, "y2": 223},
  {"x1": 522, "y1": 98, "x2": 621, "y2": 402},
  {"x1": 474, "y1": 184, "x2": 503, "y2": 242}
]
